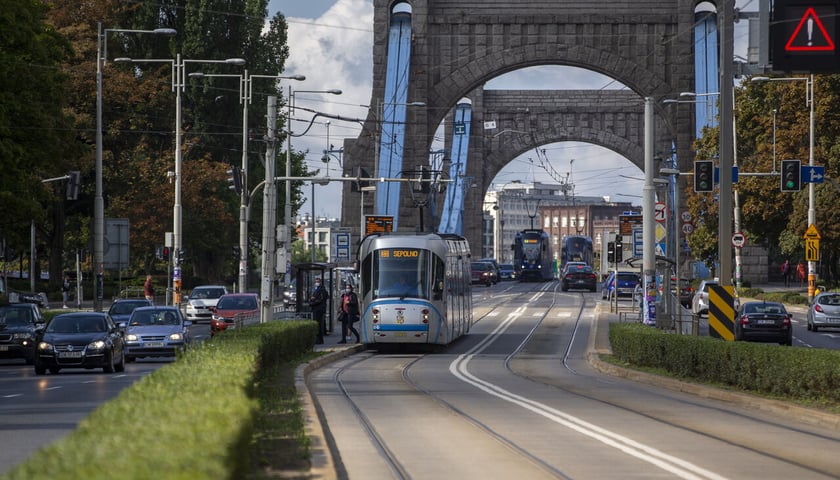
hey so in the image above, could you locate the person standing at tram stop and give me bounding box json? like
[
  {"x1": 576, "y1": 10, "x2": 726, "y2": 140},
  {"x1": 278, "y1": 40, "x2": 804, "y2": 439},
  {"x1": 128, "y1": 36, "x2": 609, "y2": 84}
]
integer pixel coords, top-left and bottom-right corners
[
  {"x1": 309, "y1": 278, "x2": 329, "y2": 344},
  {"x1": 797, "y1": 261, "x2": 807, "y2": 288},
  {"x1": 338, "y1": 284, "x2": 361, "y2": 344},
  {"x1": 144, "y1": 275, "x2": 155, "y2": 304}
]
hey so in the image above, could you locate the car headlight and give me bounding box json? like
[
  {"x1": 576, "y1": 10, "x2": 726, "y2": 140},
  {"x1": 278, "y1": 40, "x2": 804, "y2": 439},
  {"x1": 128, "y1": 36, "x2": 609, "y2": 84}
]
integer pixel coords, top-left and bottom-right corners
[
  {"x1": 125, "y1": 334, "x2": 138, "y2": 341},
  {"x1": 169, "y1": 333, "x2": 183, "y2": 341},
  {"x1": 87, "y1": 340, "x2": 106, "y2": 351},
  {"x1": 38, "y1": 341, "x2": 53, "y2": 351}
]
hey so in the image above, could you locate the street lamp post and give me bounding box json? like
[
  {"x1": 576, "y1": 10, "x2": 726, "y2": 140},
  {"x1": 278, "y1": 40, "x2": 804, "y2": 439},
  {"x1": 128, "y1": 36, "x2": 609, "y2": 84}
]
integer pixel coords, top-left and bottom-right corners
[
  {"x1": 188, "y1": 71, "x2": 305, "y2": 292},
  {"x1": 283, "y1": 87, "x2": 342, "y2": 291},
  {"x1": 752, "y1": 74, "x2": 816, "y2": 300},
  {"x1": 95, "y1": 23, "x2": 176, "y2": 311},
  {"x1": 115, "y1": 54, "x2": 246, "y2": 304}
]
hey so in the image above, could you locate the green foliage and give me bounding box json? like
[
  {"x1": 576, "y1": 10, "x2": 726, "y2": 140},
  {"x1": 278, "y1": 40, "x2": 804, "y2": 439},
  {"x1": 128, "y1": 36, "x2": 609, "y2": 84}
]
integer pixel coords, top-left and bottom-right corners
[
  {"x1": 3, "y1": 319, "x2": 320, "y2": 480},
  {"x1": 609, "y1": 323, "x2": 840, "y2": 407}
]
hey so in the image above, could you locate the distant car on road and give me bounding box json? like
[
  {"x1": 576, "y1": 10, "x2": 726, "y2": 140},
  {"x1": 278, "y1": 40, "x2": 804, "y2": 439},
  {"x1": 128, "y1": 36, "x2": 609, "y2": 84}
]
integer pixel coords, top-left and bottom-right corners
[
  {"x1": 601, "y1": 271, "x2": 640, "y2": 300},
  {"x1": 691, "y1": 279, "x2": 719, "y2": 315},
  {"x1": 807, "y1": 292, "x2": 840, "y2": 332},
  {"x1": 471, "y1": 262, "x2": 495, "y2": 286},
  {"x1": 498, "y1": 264, "x2": 516, "y2": 280},
  {"x1": 107, "y1": 298, "x2": 153, "y2": 326},
  {"x1": 34, "y1": 312, "x2": 125, "y2": 375},
  {"x1": 0, "y1": 303, "x2": 45, "y2": 364},
  {"x1": 184, "y1": 285, "x2": 228, "y2": 322},
  {"x1": 734, "y1": 300, "x2": 792, "y2": 346},
  {"x1": 560, "y1": 264, "x2": 598, "y2": 292},
  {"x1": 124, "y1": 306, "x2": 191, "y2": 361},
  {"x1": 210, "y1": 293, "x2": 259, "y2": 336},
  {"x1": 477, "y1": 258, "x2": 501, "y2": 284}
]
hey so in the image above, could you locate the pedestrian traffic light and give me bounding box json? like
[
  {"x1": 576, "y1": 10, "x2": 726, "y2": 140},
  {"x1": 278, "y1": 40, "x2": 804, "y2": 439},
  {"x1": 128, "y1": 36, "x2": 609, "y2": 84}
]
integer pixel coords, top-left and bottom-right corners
[
  {"x1": 607, "y1": 242, "x2": 615, "y2": 263},
  {"x1": 781, "y1": 159, "x2": 801, "y2": 192},
  {"x1": 162, "y1": 246, "x2": 170, "y2": 260},
  {"x1": 694, "y1": 160, "x2": 714, "y2": 193},
  {"x1": 615, "y1": 237, "x2": 623, "y2": 263},
  {"x1": 226, "y1": 167, "x2": 242, "y2": 194}
]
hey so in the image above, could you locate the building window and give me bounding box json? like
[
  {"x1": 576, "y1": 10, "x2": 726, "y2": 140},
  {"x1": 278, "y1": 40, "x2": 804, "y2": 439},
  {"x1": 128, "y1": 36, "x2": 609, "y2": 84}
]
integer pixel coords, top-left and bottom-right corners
[{"x1": 562, "y1": 216, "x2": 568, "y2": 228}]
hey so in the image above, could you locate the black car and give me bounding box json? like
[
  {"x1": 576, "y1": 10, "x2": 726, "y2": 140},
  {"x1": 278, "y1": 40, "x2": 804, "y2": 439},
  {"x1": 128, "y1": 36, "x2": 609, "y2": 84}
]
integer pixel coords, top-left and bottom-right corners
[
  {"x1": 560, "y1": 264, "x2": 598, "y2": 292},
  {"x1": 0, "y1": 303, "x2": 45, "y2": 364},
  {"x1": 108, "y1": 298, "x2": 153, "y2": 326},
  {"x1": 34, "y1": 312, "x2": 126, "y2": 374},
  {"x1": 734, "y1": 301, "x2": 793, "y2": 346}
]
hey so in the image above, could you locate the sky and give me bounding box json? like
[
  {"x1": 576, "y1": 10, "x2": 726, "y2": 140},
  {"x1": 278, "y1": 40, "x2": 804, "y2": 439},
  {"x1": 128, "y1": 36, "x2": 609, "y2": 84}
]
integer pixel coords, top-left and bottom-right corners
[{"x1": 269, "y1": 0, "x2": 757, "y2": 221}]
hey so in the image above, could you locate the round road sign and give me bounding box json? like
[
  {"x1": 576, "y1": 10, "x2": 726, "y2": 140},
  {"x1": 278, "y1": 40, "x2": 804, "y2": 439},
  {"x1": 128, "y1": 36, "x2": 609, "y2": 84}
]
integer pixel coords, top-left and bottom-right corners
[
  {"x1": 681, "y1": 223, "x2": 695, "y2": 235},
  {"x1": 731, "y1": 232, "x2": 746, "y2": 248},
  {"x1": 680, "y1": 211, "x2": 693, "y2": 223}
]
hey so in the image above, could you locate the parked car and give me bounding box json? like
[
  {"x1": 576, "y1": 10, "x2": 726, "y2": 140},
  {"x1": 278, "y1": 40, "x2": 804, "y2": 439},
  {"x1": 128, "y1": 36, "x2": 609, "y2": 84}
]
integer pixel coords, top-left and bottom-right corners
[
  {"x1": 734, "y1": 300, "x2": 793, "y2": 346},
  {"x1": 210, "y1": 293, "x2": 260, "y2": 336},
  {"x1": 0, "y1": 303, "x2": 45, "y2": 364},
  {"x1": 560, "y1": 264, "x2": 598, "y2": 292},
  {"x1": 471, "y1": 262, "x2": 496, "y2": 286},
  {"x1": 34, "y1": 312, "x2": 125, "y2": 375},
  {"x1": 184, "y1": 285, "x2": 228, "y2": 322},
  {"x1": 807, "y1": 292, "x2": 840, "y2": 332},
  {"x1": 691, "y1": 279, "x2": 719, "y2": 315},
  {"x1": 601, "y1": 271, "x2": 640, "y2": 299},
  {"x1": 498, "y1": 263, "x2": 516, "y2": 280},
  {"x1": 123, "y1": 306, "x2": 192, "y2": 362},
  {"x1": 107, "y1": 298, "x2": 153, "y2": 326}
]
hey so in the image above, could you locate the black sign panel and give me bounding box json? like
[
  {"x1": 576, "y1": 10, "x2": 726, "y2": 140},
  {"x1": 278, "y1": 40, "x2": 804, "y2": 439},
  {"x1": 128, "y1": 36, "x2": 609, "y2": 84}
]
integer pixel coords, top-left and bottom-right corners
[{"x1": 772, "y1": 1, "x2": 840, "y2": 73}]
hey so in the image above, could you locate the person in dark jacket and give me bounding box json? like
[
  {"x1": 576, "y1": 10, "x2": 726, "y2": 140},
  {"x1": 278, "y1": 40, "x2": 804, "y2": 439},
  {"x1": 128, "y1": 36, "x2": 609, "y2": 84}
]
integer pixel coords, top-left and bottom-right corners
[
  {"x1": 338, "y1": 284, "x2": 360, "y2": 344},
  {"x1": 309, "y1": 278, "x2": 329, "y2": 344}
]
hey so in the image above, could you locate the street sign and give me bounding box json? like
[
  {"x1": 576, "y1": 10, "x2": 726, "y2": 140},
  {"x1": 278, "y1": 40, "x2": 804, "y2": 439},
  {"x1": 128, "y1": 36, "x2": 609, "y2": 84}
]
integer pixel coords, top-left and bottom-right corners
[
  {"x1": 731, "y1": 231, "x2": 746, "y2": 248},
  {"x1": 803, "y1": 224, "x2": 821, "y2": 239},
  {"x1": 682, "y1": 223, "x2": 695, "y2": 235},
  {"x1": 680, "y1": 211, "x2": 692, "y2": 223},
  {"x1": 654, "y1": 202, "x2": 667, "y2": 222},
  {"x1": 803, "y1": 165, "x2": 825, "y2": 183},
  {"x1": 619, "y1": 214, "x2": 643, "y2": 236},
  {"x1": 806, "y1": 238, "x2": 820, "y2": 262},
  {"x1": 365, "y1": 215, "x2": 394, "y2": 235}
]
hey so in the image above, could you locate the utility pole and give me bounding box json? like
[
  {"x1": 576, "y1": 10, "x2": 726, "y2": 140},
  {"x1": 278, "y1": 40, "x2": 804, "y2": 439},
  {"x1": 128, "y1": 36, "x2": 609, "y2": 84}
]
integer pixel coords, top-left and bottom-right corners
[{"x1": 260, "y1": 97, "x2": 278, "y2": 323}]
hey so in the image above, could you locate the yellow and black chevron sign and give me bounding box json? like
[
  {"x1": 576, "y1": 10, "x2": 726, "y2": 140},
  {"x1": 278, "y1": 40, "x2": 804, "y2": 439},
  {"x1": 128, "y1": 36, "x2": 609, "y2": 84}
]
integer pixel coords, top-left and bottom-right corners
[{"x1": 708, "y1": 285, "x2": 736, "y2": 341}]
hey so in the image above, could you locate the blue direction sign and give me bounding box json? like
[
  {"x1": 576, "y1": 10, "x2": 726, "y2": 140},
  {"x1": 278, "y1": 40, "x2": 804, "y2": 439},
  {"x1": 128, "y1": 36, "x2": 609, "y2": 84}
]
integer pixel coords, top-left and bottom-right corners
[
  {"x1": 802, "y1": 165, "x2": 825, "y2": 183},
  {"x1": 714, "y1": 166, "x2": 739, "y2": 184}
]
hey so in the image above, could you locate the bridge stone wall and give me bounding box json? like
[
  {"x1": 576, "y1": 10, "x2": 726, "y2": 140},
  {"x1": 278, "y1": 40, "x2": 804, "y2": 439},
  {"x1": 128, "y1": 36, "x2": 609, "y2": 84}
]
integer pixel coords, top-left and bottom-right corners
[{"x1": 342, "y1": 0, "x2": 698, "y2": 253}]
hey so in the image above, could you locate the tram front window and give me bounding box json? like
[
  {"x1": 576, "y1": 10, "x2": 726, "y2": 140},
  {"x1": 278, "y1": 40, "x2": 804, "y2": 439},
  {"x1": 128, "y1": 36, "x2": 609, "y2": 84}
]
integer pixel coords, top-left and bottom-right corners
[{"x1": 373, "y1": 249, "x2": 428, "y2": 299}]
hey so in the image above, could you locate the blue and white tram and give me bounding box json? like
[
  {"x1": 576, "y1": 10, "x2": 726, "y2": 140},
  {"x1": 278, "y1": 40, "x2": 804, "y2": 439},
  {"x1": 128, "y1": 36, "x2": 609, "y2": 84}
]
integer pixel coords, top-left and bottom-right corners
[
  {"x1": 513, "y1": 229, "x2": 554, "y2": 281},
  {"x1": 357, "y1": 233, "x2": 472, "y2": 346}
]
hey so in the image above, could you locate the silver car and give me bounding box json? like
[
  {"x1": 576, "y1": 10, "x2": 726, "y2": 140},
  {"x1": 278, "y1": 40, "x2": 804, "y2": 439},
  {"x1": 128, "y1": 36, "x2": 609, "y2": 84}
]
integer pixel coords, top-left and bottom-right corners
[
  {"x1": 184, "y1": 285, "x2": 228, "y2": 322},
  {"x1": 124, "y1": 306, "x2": 191, "y2": 361},
  {"x1": 807, "y1": 292, "x2": 840, "y2": 332},
  {"x1": 691, "y1": 280, "x2": 719, "y2": 315}
]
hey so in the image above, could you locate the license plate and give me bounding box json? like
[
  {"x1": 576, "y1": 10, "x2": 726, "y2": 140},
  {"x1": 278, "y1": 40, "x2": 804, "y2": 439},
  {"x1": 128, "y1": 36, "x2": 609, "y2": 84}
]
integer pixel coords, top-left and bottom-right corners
[
  {"x1": 756, "y1": 319, "x2": 776, "y2": 325},
  {"x1": 828, "y1": 318, "x2": 840, "y2": 324},
  {"x1": 59, "y1": 351, "x2": 83, "y2": 358},
  {"x1": 0, "y1": 345, "x2": 8, "y2": 351},
  {"x1": 394, "y1": 332, "x2": 406, "y2": 337},
  {"x1": 144, "y1": 342, "x2": 165, "y2": 348}
]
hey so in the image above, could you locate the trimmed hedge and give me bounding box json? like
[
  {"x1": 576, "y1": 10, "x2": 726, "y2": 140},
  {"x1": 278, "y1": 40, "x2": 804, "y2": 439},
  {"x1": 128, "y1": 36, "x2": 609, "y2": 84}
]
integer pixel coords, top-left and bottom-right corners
[
  {"x1": 609, "y1": 323, "x2": 840, "y2": 403},
  {"x1": 3, "y1": 320, "x2": 319, "y2": 480}
]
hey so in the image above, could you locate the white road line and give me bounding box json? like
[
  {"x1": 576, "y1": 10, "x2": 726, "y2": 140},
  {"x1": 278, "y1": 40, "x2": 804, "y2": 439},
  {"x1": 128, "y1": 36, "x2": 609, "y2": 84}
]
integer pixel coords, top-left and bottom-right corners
[{"x1": 449, "y1": 308, "x2": 728, "y2": 480}]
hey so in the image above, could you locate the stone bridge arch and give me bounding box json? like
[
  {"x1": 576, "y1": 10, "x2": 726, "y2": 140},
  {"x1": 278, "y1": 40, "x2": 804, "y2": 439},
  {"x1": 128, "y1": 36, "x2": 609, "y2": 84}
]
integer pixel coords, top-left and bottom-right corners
[{"x1": 342, "y1": 0, "x2": 698, "y2": 251}]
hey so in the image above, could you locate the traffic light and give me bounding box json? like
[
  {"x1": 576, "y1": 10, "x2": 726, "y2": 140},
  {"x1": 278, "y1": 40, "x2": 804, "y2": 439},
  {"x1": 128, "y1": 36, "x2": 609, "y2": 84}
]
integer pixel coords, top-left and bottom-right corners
[
  {"x1": 694, "y1": 160, "x2": 714, "y2": 193},
  {"x1": 607, "y1": 242, "x2": 615, "y2": 263},
  {"x1": 226, "y1": 167, "x2": 242, "y2": 194},
  {"x1": 66, "y1": 171, "x2": 80, "y2": 200},
  {"x1": 615, "y1": 236, "x2": 623, "y2": 263},
  {"x1": 162, "y1": 246, "x2": 170, "y2": 260},
  {"x1": 781, "y1": 159, "x2": 801, "y2": 192},
  {"x1": 233, "y1": 246, "x2": 241, "y2": 258}
]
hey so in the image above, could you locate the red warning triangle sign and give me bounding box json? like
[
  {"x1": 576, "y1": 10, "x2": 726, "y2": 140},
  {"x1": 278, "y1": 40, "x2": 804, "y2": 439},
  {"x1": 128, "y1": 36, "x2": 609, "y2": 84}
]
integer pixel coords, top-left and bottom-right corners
[{"x1": 785, "y1": 7, "x2": 835, "y2": 51}]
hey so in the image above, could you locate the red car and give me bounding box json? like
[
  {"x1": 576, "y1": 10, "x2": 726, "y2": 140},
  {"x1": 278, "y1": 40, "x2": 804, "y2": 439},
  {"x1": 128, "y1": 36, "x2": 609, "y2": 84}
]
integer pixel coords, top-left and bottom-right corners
[{"x1": 209, "y1": 293, "x2": 259, "y2": 336}]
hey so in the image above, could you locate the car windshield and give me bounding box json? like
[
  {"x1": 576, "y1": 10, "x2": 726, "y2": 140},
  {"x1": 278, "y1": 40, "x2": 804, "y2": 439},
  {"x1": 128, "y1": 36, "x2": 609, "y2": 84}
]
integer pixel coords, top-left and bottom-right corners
[
  {"x1": 48, "y1": 315, "x2": 107, "y2": 333},
  {"x1": 109, "y1": 301, "x2": 148, "y2": 315},
  {"x1": 217, "y1": 296, "x2": 257, "y2": 310},
  {"x1": 191, "y1": 288, "x2": 226, "y2": 299},
  {"x1": 617, "y1": 273, "x2": 638, "y2": 282},
  {"x1": 0, "y1": 307, "x2": 33, "y2": 326},
  {"x1": 130, "y1": 310, "x2": 181, "y2": 326}
]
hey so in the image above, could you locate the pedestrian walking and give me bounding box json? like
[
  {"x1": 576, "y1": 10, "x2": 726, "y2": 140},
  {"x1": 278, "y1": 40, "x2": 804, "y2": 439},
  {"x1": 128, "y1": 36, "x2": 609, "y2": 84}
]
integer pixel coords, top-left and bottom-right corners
[
  {"x1": 61, "y1": 275, "x2": 71, "y2": 309},
  {"x1": 308, "y1": 278, "x2": 329, "y2": 344},
  {"x1": 338, "y1": 284, "x2": 360, "y2": 344},
  {"x1": 796, "y1": 261, "x2": 806, "y2": 288},
  {"x1": 144, "y1": 275, "x2": 155, "y2": 303},
  {"x1": 781, "y1": 259, "x2": 791, "y2": 287}
]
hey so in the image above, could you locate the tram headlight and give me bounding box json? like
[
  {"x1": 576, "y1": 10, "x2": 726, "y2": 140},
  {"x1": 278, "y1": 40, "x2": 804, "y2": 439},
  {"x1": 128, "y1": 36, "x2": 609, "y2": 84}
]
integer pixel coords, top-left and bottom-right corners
[
  {"x1": 372, "y1": 308, "x2": 380, "y2": 323},
  {"x1": 422, "y1": 308, "x2": 429, "y2": 323}
]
